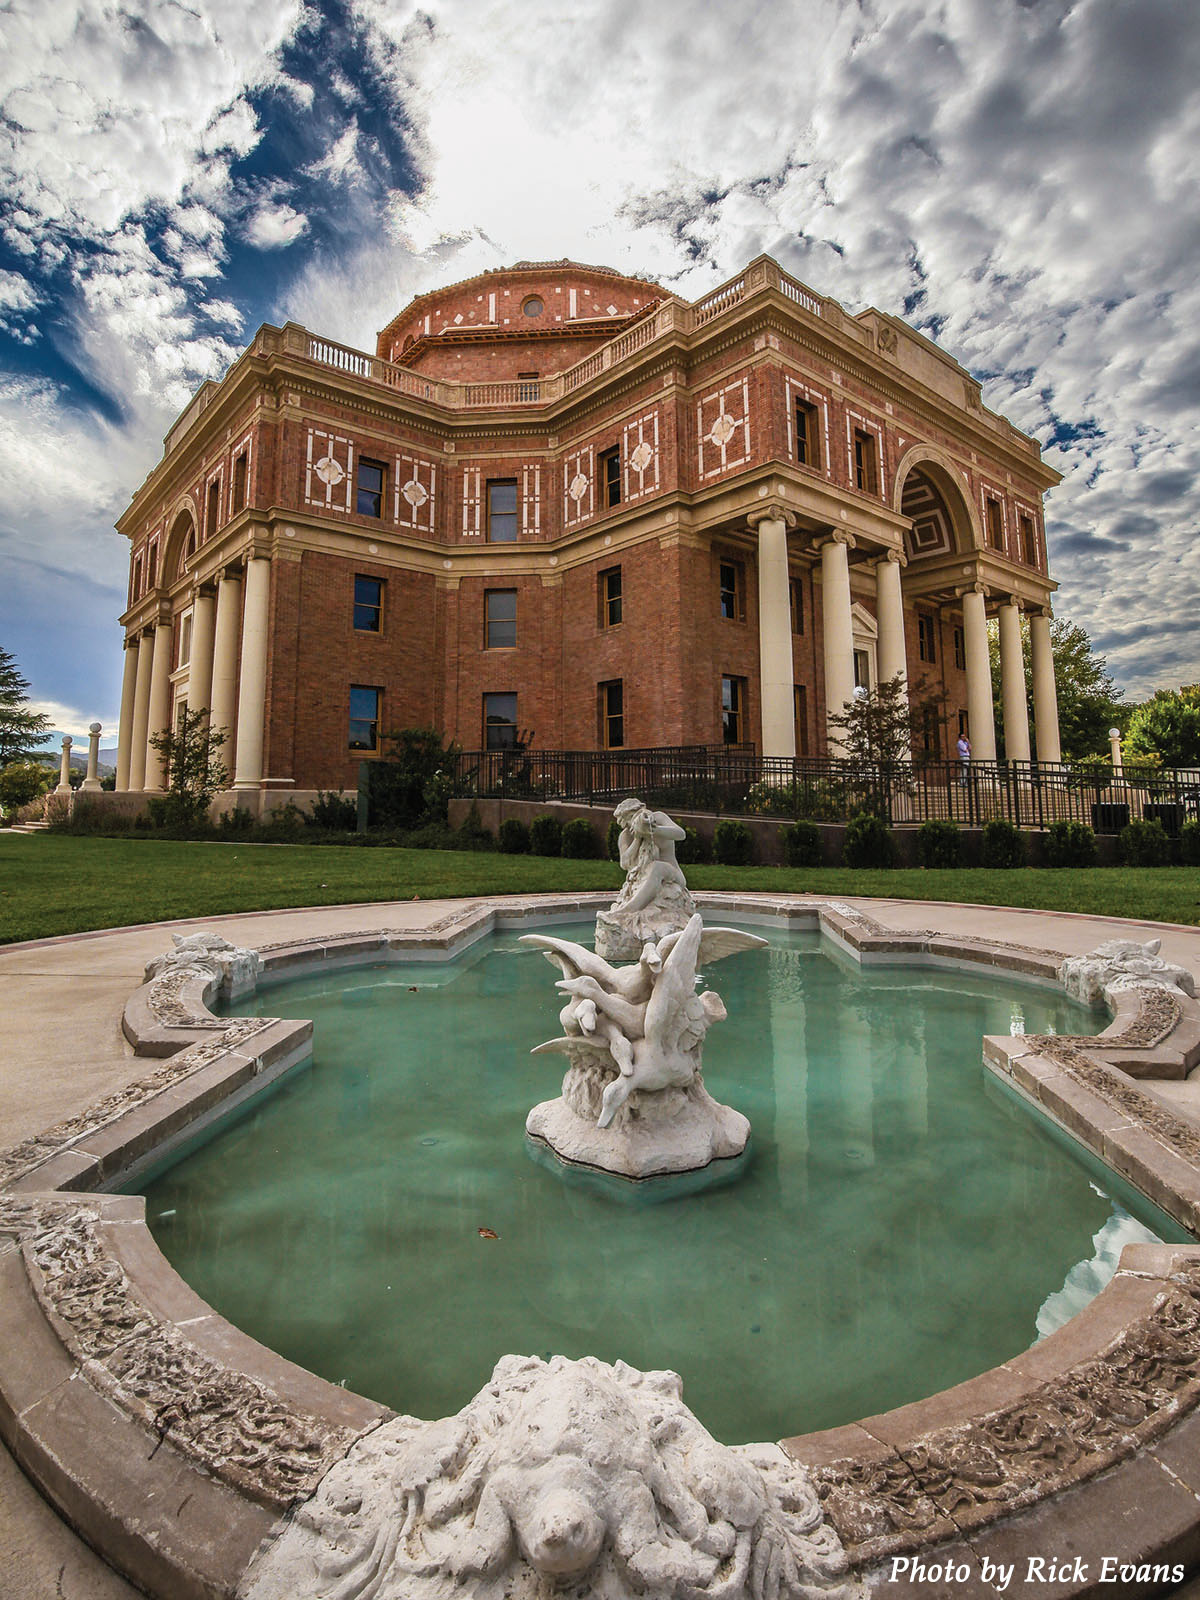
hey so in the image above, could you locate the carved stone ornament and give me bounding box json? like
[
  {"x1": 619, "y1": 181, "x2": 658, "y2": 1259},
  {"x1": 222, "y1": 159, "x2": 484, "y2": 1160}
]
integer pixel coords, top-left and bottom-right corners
[
  {"x1": 402, "y1": 477, "x2": 429, "y2": 507},
  {"x1": 144, "y1": 931, "x2": 264, "y2": 1000},
  {"x1": 568, "y1": 471, "x2": 589, "y2": 502},
  {"x1": 314, "y1": 454, "x2": 345, "y2": 486},
  {"x1": 242, "y1": 1353, "x2": 863, "y2": 1600},
  {"x1": 1059, "y1": 939, "x2": 1196, "y2": 1009},
  {"x1": 523, "y1": 914, "x2": 764, "y2": 1177},
  {"x1": 629, "y1": 439, "x2": 655, "y2": 473},
  {"x1": 596, "y1": 798, "x2": 697, "y2": 960},
  {"x1": 875, "y1": 325, "x2": 898, "y2": 356},
  {"x1": 708, "y1": 411, "x2": 737, "y2": 447}
]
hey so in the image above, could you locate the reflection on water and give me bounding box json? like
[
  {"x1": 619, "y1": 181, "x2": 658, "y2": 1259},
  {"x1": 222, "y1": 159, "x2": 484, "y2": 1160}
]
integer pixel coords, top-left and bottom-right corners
[
  {"x1": 1036, "y1": 1201, "x2": 1161, "y2": 1339},
  {"x1": 138, "y1": 926, "x2": 1186, "y2": 1445}
]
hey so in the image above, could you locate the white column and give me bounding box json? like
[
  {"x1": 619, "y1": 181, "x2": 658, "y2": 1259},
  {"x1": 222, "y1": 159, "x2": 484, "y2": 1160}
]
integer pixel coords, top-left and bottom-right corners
[
  {"x1": 998, "y1": 599, "x2": 1031, "y2": 762},
  {"x1": 1029, "y1": 609, "x2": 1062, "y2": 764},
  {"x1": 233, "y1": 555, "x2": 271, "y2": 791},
  {"x1": 55, "y1": 736, "x2": 73, "y2": 793},
  {"x1": 874, "y1": 551, "x2": 908, "y2": 692},
  {"x1": 209, "y1": 571, "x2": 243, "y2": 765},
  {"x1": 1110, "y1": 729, "x2": 1123, "y2": 773},
  {"x1": 186, "y1": 587, "x2": 217, "y2": 717},
  {"x1": 115, "y1": 642, "x2": 139, "y2": 791},
  {"x1": 753, "y1": 510, "x2": 796, "y2": 758},
  {"x1": 127, "y1": 632, "x2": 155, "y2": 792},
  {"x1": 960, "y1": 586, "x2": 997, "y2": 762},
  {"x1": 820, "y1": 534, "x2": 857, "y2": 756},
  {"x1": 82, "y1": 723, "x2": 102, "y2": 791},
  {"x1": 143, "y1": 620, "x2": 174, "y2": 791}
]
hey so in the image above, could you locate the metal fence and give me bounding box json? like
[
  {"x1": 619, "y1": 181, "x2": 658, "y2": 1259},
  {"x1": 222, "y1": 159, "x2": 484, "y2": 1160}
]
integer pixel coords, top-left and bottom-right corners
[{"x1": 448, "y1": 746, "x2": 1200, "y2": 833}]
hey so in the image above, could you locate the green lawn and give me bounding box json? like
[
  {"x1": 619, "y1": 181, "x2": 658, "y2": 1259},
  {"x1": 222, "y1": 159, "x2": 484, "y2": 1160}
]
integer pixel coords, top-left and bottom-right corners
[{"x1": 2, "y1": 835, "x2": 1199, "y2": 944}]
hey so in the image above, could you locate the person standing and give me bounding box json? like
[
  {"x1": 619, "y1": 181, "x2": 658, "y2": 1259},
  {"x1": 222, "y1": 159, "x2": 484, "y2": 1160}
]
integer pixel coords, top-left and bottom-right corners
[{"x1": 956, "y1": 730, "x2": 971, "y2": 784}]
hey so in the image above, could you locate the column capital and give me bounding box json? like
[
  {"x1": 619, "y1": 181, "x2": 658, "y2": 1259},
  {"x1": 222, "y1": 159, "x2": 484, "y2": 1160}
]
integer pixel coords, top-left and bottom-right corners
[
  {"x1": 747, "y1": 503, "x2": 797, "y2": 532},
  {"x1": 956, "y1": 581, "x2": 989, "y2": 599},
  {"x1": 815, "y1": 530, "x2": 856, "y2": 552},
  {"x1": 998, "y1": 593, "x2": 1026, "y2": 612},
  {"x1": 875, "y1": 548, "x2": 907, "y2": 568},
  {"x1": 1032, "y1": 604, "x2": 1054, "y2": 620}
]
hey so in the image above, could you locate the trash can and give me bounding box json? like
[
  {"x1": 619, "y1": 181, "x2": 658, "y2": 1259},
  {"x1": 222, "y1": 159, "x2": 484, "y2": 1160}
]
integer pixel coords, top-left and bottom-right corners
[
  {"x1": 1144, "y1": 802, "x2": 1185, "y2": 836},
  {"x1": 1090, "y1": 802, "x2": 1130, "y2": 833}
]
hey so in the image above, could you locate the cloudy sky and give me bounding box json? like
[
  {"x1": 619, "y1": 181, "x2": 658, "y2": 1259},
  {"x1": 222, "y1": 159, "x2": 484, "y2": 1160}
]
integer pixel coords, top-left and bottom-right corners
[{"x1": 1, "y1": 0, "x2": 1197, "y2": 744}]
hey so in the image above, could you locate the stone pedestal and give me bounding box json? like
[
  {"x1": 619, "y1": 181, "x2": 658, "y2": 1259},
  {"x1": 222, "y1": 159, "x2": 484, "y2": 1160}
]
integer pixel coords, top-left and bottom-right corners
[{"x1": 527, "y1": 1052, "x2": 750, "y2": 1180}]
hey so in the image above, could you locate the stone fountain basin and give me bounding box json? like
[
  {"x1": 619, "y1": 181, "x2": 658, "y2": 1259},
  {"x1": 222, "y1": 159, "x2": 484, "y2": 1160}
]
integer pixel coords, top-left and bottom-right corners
[{"x1": 3, "y1": 892, "x2": 1200, "y2": 1599}]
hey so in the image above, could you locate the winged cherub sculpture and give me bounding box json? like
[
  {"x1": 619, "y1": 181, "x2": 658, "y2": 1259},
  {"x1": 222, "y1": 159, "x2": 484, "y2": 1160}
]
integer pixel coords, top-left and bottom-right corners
[{"x1": 521, "y1": 914, "x2": 765, "y2": 1178}]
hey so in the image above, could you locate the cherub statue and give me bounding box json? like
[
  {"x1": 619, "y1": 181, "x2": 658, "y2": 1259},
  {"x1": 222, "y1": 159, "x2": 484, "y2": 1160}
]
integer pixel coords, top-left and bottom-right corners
[
  {"x1": 595, "y1": 799, "x2": 698, "y2": 959},
  {"x1": 522, "y1": 915, "x2": 765, "y2": 1129}
]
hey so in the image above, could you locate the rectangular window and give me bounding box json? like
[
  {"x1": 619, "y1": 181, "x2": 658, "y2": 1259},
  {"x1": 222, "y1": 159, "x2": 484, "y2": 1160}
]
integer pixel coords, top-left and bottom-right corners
[
  {"x1": 231, "y1": 452, "x2": 248, "y2": 514},
  {"x1": 721, "y1": 675, "x2": 746, "y2": 744},
  {"x1": 354, "y1": 575, "x2": 383, "y2": 632},
  {"x1": 853, "y1": 429, "x2": 878, "y2": 495},
  {"x1": 132, "y1": 556, "x2": 143, "y2": 602},
  {"x1": 794, "y1": 684, "x2": 809, "y2": 757},
  {"x1": 147, "y1": 542, "x2": 158, "y2": 588},
  {"x1": 719, "y1": 559, "x2": 745, "y2": 621},
  {"x1": 484, "y1": 692, "x2": 518, "y2": 750},
  {"x1": 357, "y1": 457, "x2": 385, "y2": 518},
  {"x1": 795, "y1": 400, "x2": 820, "y2": 469},
  {"x1": 953, "y1": 626, "x2": 966, "y2": 671},
  {"x1": 485, "y1": 589, "x2": 517, "y2": 649},
  {"x1": 918, "y1": 613, "x2": 936, "y2": 664},
  {"x1": 789, "y1": 575, "x2": 805, "y2": 635},
  {"x1": 958, "y1": 709, "x2": 969, "y2": 738},
  {"x1": 206, "y1": 478, "x2": 221, "y2": 540},
  {"x1": 599, "y1": 447, "x2": 621, "y2": 509},
  {"x1": 598, "y1": 566, "x2": 623, "y2": 628},
  {"x1": 487, "y1": 479, "x2": 518, "y2": 542},
  {"x1": 853, "y1": 649, "x2": 871, "y2": 691},
  {"x1": 517, "y1": 371, "x2": 540, "y2": 401},
  {"x1": 921, "y1": 706, "x2": 941, "y2": 757},
  {"x1": 177, "y1": 610, "x2": 193, "y2": 668},
  {"x1": 1019, "y1": 512, "x2": 1037, "y2": 565},
  {"x1": 349, "y1": 685, "x2": 382, "y2": 752},
  {"x1": 598, "y1": 679, "x2": 624, "y2": 749},
  {"x1": 985, "y1": 496, "x2": 1004, "y2": 551}
]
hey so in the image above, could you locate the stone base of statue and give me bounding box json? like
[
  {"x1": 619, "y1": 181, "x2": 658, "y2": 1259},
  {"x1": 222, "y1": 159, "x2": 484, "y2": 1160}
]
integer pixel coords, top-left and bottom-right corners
[
  {"x1": 594, "y1": 905, "x2": 692, "y2": 963},
  {"x1": 526, "y1": 1052, "x2": 750, "y2": 1179}
]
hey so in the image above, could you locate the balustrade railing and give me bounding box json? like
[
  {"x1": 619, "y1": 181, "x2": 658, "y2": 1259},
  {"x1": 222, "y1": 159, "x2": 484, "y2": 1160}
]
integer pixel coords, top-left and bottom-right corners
[{"x1": 442, "y1": 748, "x2": 1200, "y2": 833}]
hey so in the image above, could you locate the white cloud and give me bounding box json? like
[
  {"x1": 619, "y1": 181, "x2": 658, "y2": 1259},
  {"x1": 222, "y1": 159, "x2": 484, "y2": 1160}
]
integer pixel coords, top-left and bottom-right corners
[{"x1": 244, "y1": 201, "x2": 310, "y2": 249}]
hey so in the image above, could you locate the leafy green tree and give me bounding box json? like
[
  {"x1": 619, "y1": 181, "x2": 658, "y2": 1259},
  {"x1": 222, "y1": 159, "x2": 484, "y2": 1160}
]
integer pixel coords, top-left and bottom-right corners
[
  {"x1": 0, "y1": 758, "x2": 53, "y2": 815},
  {"x1": 147, "y1": 707, "x2": 229, "y2": 827},
  {"x1": 1124, "y1": 686, "x2": 1200, "y2": 767},
  {"x1": 988, "y1": 616, "x2": 1125, "y2": 763},
  {"x1": 0, "y1": 646, "x2": 52, "y2": 765},
  {"x1": 826, "y1": 673, "x2": 947, "y2": 766},
  {"x1": 365, "y1": 727, "x2": 461, "y2": 830}
]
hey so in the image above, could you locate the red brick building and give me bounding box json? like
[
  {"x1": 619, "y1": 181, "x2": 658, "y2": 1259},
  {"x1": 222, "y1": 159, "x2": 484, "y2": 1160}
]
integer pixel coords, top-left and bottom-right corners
[{"x1": 114, "y1": 256, "x2": 1063, "y2": 806}]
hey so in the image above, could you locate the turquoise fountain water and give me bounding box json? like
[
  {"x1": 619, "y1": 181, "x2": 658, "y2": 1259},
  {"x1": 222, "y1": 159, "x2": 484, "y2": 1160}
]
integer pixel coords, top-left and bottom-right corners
[{"x1": 138, "y1": 925, "x2": 1185, "y2": 1444}]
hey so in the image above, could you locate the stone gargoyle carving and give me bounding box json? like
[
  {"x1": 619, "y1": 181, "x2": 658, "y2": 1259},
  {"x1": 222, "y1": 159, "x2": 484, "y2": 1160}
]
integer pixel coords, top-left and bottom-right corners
[
  {"x1": 595, "y1": 798, "x2": 698, "y2": 960},
  {"x1": 143, "y1": 931, "x2": 263, "y2": 1000},
  {"x1": 241, "y1": 1353, "x2": 863, "y2": 1600},
  {"x1": 1059, "y1": 938, "x2": 1196, "y2": 1009},
  {"x1": 522, "y1": 913, "x2": 764, "y2": 1177}
]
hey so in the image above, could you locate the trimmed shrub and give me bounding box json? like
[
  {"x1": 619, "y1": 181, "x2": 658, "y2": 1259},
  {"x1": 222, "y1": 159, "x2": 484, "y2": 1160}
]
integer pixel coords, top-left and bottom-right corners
[
  {"x1": 1180, "y1": 818, "x2": 1200, "y2": 866},
  {"x1": 217, "y1": 806, "x2": 255, "y2": 836},
  {"x1": 456, "y1": 802, "x2": 494, "y2": 850},
  {"x1": 310, "y1": 790, "x2": 357, "y2": 830},
  {"x1": 675, "y1": 825, "x2": 709, "y2": 865},
  {"x1": 529, "y1": 813, "x2": 563, "y2": 857},
  {"x1": 842, "y1": 813, "x2": 896, "y2": 869},
  {"x1": 561, "y1": 818, "x2": 601, "y2": 858},
  {"x1": 713, "y1": 818, "x2": 753, "y2": 866},
  {"x1": 607, "y1": 816, "x2": 621, "y2": 861},
  {"x1": 497, "y1": 817, "x2": 530, "y2": 854},
  {"x1": 1117, "y1": 818, "x2": 1170, "y2": 867},
  {"x1": 981, "y1": 818, "x2": 1025, "y2": 869},
  {"x1": 782, "y1": 820, "x2": 823, "y2": 868},
  {"x1": 1044, "y1": 819, "x2": 1097, "y2": 868},
  {"x1": 916, "y1": 818, "x2": 963, "y2": 869}
]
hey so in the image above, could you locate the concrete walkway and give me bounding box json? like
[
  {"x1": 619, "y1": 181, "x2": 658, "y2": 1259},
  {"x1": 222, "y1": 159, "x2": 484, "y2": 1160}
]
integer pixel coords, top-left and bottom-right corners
[{"x1": 2, "y1": 893, "x2": 1199, "y2": 1598}]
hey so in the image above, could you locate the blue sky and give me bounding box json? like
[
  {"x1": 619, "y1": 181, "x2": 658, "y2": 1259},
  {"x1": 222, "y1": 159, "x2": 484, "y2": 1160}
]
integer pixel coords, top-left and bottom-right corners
[{"x1": 1, "y1": 0, "x2": 1198, "y2": 747}]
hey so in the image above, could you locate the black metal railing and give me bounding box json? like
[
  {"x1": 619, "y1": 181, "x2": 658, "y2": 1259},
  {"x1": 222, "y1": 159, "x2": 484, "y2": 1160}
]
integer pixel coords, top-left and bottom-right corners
[{"x1": 447, "y1": 746, "x2": 1200, "y2": 832}]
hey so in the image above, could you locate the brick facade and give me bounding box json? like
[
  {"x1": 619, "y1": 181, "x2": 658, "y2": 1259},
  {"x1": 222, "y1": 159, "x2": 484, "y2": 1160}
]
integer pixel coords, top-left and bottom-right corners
[{"x1": 115, "y1": 256, "x2": 1061, "y2": 802}]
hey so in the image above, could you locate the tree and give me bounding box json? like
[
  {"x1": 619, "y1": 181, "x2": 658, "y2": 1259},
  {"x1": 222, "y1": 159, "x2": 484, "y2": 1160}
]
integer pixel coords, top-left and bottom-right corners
[
  {"x1": 827, "y1": 673, "x2": 949, "y2": 767},
  {"x1": 146, "y1": 707, "x2": 229, "y2": 827},
  {"x1": 988, "y1": 616, "x2": 1125, "y2": 763},
  {"x1": 1124, "y1": 687, "x2": 1200, "y2": 768},
  {"x1": 0, "y1": 758, "x2": 53, "y2": 816},
  {"x1": 0, "y1": 646, "x2": 52, "y2": 766}
]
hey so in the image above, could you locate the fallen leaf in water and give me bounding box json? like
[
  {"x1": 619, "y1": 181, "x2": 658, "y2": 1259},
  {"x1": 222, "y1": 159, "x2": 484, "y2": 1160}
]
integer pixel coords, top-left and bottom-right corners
[
  {"x1": 408, "y1": 986, "x2": 418, "y2": 992},
  {"x1": 478, "y1": 1227, "x2": 499, "y2": 1240}
]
